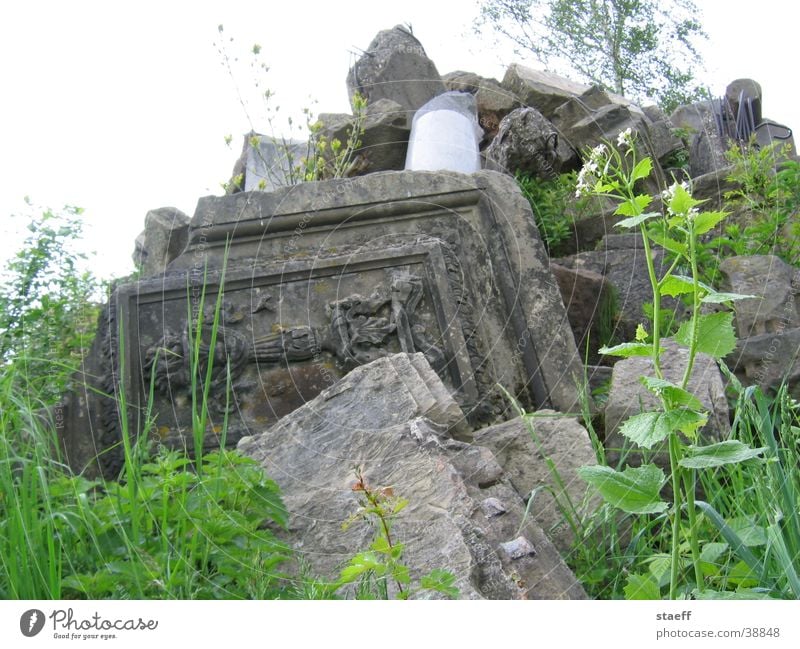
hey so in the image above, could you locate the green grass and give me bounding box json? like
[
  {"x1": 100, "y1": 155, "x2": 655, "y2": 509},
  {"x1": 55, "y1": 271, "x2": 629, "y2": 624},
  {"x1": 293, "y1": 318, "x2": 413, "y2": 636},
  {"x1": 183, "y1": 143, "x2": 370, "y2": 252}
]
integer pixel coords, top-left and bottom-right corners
[{"x1": 0, "y1": 350, "x2": 298, "y2": 599}]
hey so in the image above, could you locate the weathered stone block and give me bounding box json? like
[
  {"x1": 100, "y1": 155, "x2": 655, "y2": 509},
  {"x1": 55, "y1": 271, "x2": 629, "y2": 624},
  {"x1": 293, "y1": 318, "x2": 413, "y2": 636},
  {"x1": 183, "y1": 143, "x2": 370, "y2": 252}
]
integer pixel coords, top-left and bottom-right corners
[
  {"x1": 62, "y1": 170, "x2": 584, "y2": 477},
  {"x1": 318, "y1": 98, "x2": 410, "y2": 176},
  {"x1": 484, "y1": 106, "x2": 577, "y2": 178},
  {"x1": 131, "y1": 207, "x2": 190, "y2": 277},
  {"x1": 720, "y1": 255, "x2": 800, "y2": 337},
  {"x1": 501, "y1": 64, "x2": 591, "y2": 120},
  {"x1": 473, "y1": 413, "x2": 599, "y2": 553},
  {"x1": 238, "y1": 353, "x2": 586, "y2": 599},
  {"x1": 346, "y1": 25, "x2": 445, "y2": 117}
]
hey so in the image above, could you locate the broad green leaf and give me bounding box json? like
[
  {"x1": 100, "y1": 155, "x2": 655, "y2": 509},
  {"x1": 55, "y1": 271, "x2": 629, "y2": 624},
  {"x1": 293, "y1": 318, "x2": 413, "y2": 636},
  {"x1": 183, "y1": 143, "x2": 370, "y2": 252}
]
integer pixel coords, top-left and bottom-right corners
[
  {"x1": 616, "y1": 211, "x2": 659, "y2": 228},
  {"x1": 679, "y1": 440, "x2": 765, "y2": 469},
  {"x1": 420, "y1": 569, "x2": 460, "y2": 599},
  {"x1": 614, "y1": 193, "x2": 652, "y2": 217},
  {"x1": 646, "y1": 553, "x2": 672, "y2": 585},
  {"x1": 339, "y1": 552, "x2": 385, "y2": 583},
  {"x1": 390, "y1": 563, "x2": 411, "y2": 586},
  {"x1": 594, "y1": 179, "x2": 620, "y2": 193},
  {"x1": 674, "y1": 311, "x2": 737, "y2": 359},
  {"x1": 647, "y1": 225, "x2": 688, "y2": 255},
  {"x1": 624, "y1": 572, "x2": 661, "y2": 600},
  {"x1": 618, "y1": 411, "x2": 667, "y2": 447},
  {"x1": 669, "y1": 183, "x2": 704, "y2": 215},
  {"x1": 578, "y1": 464, "x2": 667, "y2": 514},
  {"x1": 598, "y1": 342, "x2": 652, "y2": 357},
  {"x1": 693, "y1": 210, "x2": 728, "y2": 235},
  {"x1": 659, "y1": 274, "x2": 695, "y2": 297},
  {"x1": 700, "y1": 542, "x2": 729, "y2": 564},
  {"x1": 727, "y1": 560, "x2": 758, "y2": 588},
  {"x1": 700, "y1": 291, "x2": 757, "y2": 304},
  {"x1": 699, "y1": 542, "x2": 729, "y2": 576},
  {"x1": 727, "y1": 517, "x2": 767, "y2": 547},
  {"x1": 640, "y1": 376, "x2": 704, "y2": 411},
  {"x1": 619, "y1": 409, "x2": 706, "y2": 448},
  {"x1": 631, "y1": 157, "x2": 653, "y2": 182}
]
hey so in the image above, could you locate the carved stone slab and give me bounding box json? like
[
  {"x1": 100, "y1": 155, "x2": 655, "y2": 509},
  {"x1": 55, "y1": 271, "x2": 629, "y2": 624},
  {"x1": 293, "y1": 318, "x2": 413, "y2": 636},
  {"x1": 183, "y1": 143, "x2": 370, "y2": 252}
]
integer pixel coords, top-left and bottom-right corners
[{"x1": 61, "y1": 170, "x2": 583, "y2": 477}]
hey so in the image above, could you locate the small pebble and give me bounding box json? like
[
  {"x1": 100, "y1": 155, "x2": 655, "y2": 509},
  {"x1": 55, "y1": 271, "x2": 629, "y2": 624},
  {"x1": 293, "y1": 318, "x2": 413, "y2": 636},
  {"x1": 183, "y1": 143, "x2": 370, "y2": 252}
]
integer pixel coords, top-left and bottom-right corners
[
  {"x1": 480, "y1": 497, "x2": 507, "y2": 518},
  {"x1": 499, "y1": 536, "x2": 536, "y2": 560}
]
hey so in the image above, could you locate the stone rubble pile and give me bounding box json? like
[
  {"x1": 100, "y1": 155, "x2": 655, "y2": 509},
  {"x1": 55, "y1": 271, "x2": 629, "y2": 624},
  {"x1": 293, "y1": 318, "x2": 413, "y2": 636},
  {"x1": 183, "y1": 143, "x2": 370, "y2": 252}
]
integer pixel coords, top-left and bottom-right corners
[{"x1": 63, "y1": 24, "x2": 800, "y2": 599}]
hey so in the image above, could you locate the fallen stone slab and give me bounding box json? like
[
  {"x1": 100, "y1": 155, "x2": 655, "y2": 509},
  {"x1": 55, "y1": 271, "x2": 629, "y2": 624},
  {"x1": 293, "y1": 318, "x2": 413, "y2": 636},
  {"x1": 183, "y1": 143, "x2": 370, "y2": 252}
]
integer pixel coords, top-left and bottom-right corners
[
  {"x1": 346, "y1": 25, "x2": 445, "y2": 117},
  {"x1": 238, "y1": 353, "x2": 586, "y2": 599}
]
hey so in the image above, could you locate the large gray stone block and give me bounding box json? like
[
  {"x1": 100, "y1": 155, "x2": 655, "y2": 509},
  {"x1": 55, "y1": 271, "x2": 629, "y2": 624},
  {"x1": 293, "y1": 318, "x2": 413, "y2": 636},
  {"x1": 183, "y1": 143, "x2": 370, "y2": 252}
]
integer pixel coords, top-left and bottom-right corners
[
  {"x1": 346, "y1": 25, "x2": 445, "y2": 116},
  {"x1": 237, "y1": 353, "x2": 586, "y2": 599},
  {"x1": 720, "y1": 255, "x2": 800, "y2": 337},
  {"x1": 60, "y1": 169, "x2": 584, "y2": 478},
  {"x1": 501, "y1": 64, "x2": 590, "y2": 120}
]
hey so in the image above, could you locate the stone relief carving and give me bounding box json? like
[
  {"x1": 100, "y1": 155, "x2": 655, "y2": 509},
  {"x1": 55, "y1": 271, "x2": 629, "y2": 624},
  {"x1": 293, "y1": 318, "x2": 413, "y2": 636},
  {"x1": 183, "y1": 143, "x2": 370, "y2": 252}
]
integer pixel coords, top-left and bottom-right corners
[{"x1": 142, "y1": 272, "x2": 446, "y2": 414}]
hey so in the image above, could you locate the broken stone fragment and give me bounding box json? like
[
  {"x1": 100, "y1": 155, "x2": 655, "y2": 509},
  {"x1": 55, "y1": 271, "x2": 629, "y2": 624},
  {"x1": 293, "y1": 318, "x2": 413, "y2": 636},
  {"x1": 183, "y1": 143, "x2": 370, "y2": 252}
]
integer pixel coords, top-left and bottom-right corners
[
  {"x1": 346, "y1": 25, "x2": 445, "y2": 117},
  {"x1": 318, "y1": 98, "x2": 411, "y2": 176},
  {"x1": 484, "y1": 106, "x2": 576, "y2": 178},
  {"x1": 131, "y1": 206, "x2": 190, "y2": 277},
  {"x1": 238, "y1": 352, "x2": 585, "y2": 599},
  {"x1": 499, "y1": 536, "x2": 537, "y2": 560},
  {"x1": 480, "y1": 497, "x2": 507, "y2": 518}
]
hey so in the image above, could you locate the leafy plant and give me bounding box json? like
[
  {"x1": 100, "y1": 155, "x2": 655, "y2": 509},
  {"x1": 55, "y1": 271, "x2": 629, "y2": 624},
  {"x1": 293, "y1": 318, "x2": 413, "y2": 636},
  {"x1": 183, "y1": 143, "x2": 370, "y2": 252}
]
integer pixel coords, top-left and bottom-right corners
[
  {"x1": 575, "y1": 129, "x2": 765, "y2": 599},
  {"x1": 218, "y1": 25, "x2": 367, "y2": 190},
  {"x1": 689, "y1": 138, "x2": 800, "y2": 285},
  {"x1": 516, "y1": 170, "x2": 591, "y2": 257},
  {"x1": 336, "y1": 467, "x2": 459, "y2": 600},
  {"x1": 0, "y1": 203, "x2": 101, "y2": 402}
]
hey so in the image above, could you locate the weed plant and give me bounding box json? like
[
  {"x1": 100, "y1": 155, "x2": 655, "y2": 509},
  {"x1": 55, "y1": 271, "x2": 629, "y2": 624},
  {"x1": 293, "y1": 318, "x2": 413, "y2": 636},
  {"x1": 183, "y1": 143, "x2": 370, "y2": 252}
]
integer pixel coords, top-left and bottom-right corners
[
  {"x1": 516, "y1": 170, "x2": 592, "y2": 257},
  {"x1": 518, "y1": 131, "x2": 799, "y2": 599},
  {"x1": 0, "y1": 245, "x2": 294, "y2": 599}
]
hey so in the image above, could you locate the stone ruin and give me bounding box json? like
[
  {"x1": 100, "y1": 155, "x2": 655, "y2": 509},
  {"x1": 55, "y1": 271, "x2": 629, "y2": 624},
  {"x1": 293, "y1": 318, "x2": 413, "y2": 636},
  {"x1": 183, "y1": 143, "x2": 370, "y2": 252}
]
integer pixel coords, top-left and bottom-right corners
[{"x1": 55, "y1": 25, "x2": 798, "y2": 598}]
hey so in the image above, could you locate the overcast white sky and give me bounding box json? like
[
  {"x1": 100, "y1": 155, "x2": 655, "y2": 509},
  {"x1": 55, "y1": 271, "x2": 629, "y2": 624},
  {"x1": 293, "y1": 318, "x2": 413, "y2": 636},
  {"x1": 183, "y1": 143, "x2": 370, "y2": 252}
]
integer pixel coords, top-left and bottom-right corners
[{"x1": 1, "y1": 0, "x2": 796, "y2": 281}]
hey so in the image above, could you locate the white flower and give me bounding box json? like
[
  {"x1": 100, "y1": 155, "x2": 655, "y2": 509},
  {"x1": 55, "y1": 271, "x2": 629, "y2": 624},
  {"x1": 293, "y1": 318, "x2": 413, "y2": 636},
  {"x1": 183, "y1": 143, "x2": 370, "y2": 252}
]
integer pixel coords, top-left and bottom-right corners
[
  {"x1": 616, "y1": 127, "x2": 634, "y2": 147},
  {"x1": 590, "y1": 143, "x2": 607, "y2": 161},
  {"x1": 575, "y1": 165, "x2": 595, "y2": 197}
]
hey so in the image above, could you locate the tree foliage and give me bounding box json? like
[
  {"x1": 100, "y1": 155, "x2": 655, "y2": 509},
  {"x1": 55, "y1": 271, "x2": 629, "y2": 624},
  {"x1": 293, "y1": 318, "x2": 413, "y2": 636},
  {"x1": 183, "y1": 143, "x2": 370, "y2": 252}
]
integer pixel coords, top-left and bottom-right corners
[
  {"x1": 0, "y1": 203, "x2": 102, "y2": 402},
  {"x1": 476, "y1": 0, "x2": 708, "y2": 111}
]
